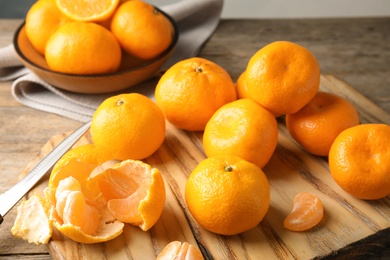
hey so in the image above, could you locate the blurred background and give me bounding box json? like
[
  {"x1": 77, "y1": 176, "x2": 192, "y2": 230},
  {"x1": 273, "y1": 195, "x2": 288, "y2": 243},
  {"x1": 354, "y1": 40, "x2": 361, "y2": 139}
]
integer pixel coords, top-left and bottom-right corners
[{"x1": 1, "y1": 0, "x2": 390, "y2": 19}]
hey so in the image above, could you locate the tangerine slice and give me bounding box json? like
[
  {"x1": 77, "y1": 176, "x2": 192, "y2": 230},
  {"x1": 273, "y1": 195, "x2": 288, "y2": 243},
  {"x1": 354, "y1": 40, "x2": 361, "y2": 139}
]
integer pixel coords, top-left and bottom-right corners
[
  {"x1": 55, "y1": 177, "x2": 100, "y2": 235},
  {"x1": 49, "y1": 158, "x2": 101, "y2": 206},
  {"x1": 51, "y1": 176, "x2": 124, "y2": 244},
  {"x1": 157, "y1": 241, "x2": 204, "y2": 260},
  {"x1": 90, "y1": 159, "x2": 166, "y2": 231},
  {"x1": 56, "y1": 0, "x2": 120, "y2": 22},
  {"x1": 283, "y1": 192, "x2": 324, "y2": 231}
]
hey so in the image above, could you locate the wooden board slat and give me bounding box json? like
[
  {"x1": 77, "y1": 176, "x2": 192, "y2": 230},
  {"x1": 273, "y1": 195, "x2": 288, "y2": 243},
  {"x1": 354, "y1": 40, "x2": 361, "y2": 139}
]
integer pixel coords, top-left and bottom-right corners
[{"x1": 22, "y1": 75, "x2": 390, "y2": 259}]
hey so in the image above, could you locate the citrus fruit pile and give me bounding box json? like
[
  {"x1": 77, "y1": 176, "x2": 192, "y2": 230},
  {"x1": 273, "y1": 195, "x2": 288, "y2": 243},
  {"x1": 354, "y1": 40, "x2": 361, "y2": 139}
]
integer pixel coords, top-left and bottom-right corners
[
  {"x1": 155, "y1": 40, "x2": 389, "y2": 236},
  {"x1": 11, "y1": 9, "x2": 390, "y2": 253},
  {"x1": 25, "y1": 0, "x2": 174, "y2": 74}
]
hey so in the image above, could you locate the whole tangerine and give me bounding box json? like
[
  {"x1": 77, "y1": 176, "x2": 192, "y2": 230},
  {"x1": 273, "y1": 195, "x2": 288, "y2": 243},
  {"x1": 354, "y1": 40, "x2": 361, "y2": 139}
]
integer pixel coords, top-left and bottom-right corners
[
  {"x1": 110, "y1": 0, "x2": 173, "y2": 60},
  {"x1": 25, "y1": 0, "x2": 70, "y2": 55},
  {"x1": 286, "y1": 91, "x2": 360, "y2": 156},
  {"x1": 90, "y1": 93, "x2": 166, "y2": 160},
  {"x1": 185, "y1": 155, "x2": 270, "y2": 235},
  {"x1": 155, "y1": 57, "x2": 237, "y2": 131},
  {"x1": 203, "y1": 98, "x2": 278, "y2": 169},
  {"x1": 329, "y1": 123, "x2": 390, "y2": 200},
  {"x1": 45, "y1": 22, "x2": 121, "y2": 75},
  {"x1": 246, "y1": 41, "x2": 320, "y2": 115}
]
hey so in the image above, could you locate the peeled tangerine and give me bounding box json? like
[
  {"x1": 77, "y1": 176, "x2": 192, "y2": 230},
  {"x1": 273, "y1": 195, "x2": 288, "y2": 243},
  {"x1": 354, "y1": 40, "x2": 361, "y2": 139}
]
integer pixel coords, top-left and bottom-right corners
[
  {"x1": 283, "y1": 192, "x2": 324, "y2": 232},
  {"x1": 12, "y1": 159, "x2": 166, "y2": 244}
]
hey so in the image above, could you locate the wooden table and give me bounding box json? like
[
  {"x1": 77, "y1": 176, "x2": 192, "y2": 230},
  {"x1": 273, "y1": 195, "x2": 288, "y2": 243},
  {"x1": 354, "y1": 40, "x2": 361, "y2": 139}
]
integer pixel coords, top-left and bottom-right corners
[{"x1": 0, "y1": 18, "x2": 389, "y2": 259}]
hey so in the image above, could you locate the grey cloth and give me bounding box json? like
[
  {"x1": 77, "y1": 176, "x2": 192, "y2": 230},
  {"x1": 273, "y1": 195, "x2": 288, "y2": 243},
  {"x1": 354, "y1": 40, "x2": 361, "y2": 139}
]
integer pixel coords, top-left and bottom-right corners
[{"x1": 0, "y1": 0, "x2": 223, "y2": 122}]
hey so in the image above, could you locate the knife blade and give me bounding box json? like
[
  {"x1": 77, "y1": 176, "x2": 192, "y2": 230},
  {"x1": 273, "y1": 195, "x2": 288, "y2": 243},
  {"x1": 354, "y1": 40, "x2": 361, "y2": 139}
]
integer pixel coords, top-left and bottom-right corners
[{"x1": 0, "y1": 121, "x2": 91, "y2": 225}]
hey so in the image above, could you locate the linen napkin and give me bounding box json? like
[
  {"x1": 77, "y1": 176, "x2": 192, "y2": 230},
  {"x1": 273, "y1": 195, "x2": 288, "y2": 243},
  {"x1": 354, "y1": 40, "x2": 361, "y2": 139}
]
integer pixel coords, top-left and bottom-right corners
[{"x1": 0, "y1": 0, "x2": 223, "y2": 122}]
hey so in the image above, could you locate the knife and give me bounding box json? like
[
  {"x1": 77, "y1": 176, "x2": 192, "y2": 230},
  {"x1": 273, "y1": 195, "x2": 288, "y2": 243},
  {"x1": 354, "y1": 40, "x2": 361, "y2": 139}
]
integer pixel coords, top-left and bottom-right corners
[{"x1": 0, "y1": 121, "x2": 91, "y2": 225}]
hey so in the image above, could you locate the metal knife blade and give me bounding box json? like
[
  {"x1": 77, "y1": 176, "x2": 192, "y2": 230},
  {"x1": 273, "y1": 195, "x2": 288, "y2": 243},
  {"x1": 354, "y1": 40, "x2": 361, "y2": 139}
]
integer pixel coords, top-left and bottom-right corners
[{"x1": 0, "y1": 121, "x2": 91, "y2": 225}]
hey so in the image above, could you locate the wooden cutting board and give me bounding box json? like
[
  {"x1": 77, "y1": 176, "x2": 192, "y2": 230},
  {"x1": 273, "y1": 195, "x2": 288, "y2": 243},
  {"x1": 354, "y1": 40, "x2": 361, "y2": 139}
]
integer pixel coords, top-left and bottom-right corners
[{"x1": 22, "y1": 74, "x2": 390, "y2": 259}]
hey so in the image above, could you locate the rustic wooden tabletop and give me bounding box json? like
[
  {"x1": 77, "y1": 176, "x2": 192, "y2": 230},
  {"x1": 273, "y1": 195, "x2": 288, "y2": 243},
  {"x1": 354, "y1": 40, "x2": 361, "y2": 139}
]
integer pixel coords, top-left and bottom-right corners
[{"x1": 0, "y1": 18, "x2": 389, "y2": 259}]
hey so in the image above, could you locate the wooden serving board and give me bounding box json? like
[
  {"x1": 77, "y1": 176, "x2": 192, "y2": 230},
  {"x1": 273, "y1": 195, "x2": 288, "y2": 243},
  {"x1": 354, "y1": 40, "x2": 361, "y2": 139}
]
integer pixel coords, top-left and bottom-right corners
[{"x1": 23, "y1": 75, "x2": 390, "y2": 259}]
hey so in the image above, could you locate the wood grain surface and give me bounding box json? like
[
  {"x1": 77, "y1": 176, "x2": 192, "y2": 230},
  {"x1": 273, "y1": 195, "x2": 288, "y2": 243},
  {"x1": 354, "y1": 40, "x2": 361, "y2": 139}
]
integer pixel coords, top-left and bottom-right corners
[{"x1": 18, "y1": 75, "x2": 390, "y2": 259}]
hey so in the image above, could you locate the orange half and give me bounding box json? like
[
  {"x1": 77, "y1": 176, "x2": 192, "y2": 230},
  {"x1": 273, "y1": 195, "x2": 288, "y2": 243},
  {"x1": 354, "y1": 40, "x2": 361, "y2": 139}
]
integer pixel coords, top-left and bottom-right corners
[{"x1": 56, "y1": 0, "x2": 120, "y2": 22}]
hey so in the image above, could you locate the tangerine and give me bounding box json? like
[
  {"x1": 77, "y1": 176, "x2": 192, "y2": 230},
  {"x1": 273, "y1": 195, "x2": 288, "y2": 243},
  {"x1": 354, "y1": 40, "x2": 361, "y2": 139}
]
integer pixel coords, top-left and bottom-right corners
[
  {"x1": 286, "y1": 91, "x2": 360, "y2": 156},
  {"x1": 155, "y1": 57, "x2": 237, "y2": 131},
  {"x1": 246, "y1": 41, "x2": 320, "y2": 115},
  {"x1": 203, "y1": 98, "x2": 278, "y2": 169},
  {"x1": 235, "y1": 71, "x2": 252, "y2": 99},
  {"x1": 90, "y1": 93, "x2": 166, "y2": 160},
  {"x1": 45, "y1": 22, "x2": 121, "y2": 75},
  {"x1": 25, "y1": 0, "x2": 70, "y2": 55},
  {"x1": 329, "y1": 123, "x2": 390, "y2": 200},
  {"x1": 111, "y1": 0, "x2": 173, "y2": 60},
  {"x1": 185, "y1": 155, "x2": 270, "y2": 235}
]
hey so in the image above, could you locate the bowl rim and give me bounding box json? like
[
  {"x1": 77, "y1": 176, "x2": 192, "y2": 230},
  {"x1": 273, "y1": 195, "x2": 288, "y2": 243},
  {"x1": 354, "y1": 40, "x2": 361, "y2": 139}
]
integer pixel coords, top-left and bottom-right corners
[{"x1": 13, "y1": 6, "x2": 179, "y2": 78}]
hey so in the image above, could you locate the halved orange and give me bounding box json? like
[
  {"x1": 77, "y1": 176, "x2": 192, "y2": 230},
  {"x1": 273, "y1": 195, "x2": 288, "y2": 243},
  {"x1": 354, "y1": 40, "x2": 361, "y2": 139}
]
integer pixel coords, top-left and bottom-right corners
[{"x1": 56, "y1": 0, "x2": 120, "y2": 22}]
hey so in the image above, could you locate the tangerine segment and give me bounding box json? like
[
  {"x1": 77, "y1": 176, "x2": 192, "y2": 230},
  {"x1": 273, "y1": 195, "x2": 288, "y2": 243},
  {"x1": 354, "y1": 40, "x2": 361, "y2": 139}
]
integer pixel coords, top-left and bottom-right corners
[
  {"x1": 157, "y1": 241, "x2": 204, "y2": 260},
  {"x1": 56, "y1": 0, "x2": 120, "y2": 22},
  {"x1": 55, "y1": 177, "x2": 100, "y2": 236},
  {"x1": 51, "y1": 176, "x2": 124, "y2": 244},
  {"x1": 49, "y1": 158, "x2": 100, "y2": 204},
  {"x1": 11, "y1": 195, "x2": 52, "y2": 245},
  {"x1": 91, "y1": 159, "x2": 166, "y2": 231},
  {"x1": 284, "y1": 192, "x2": 324, "y2": 232}
]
